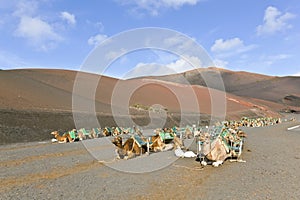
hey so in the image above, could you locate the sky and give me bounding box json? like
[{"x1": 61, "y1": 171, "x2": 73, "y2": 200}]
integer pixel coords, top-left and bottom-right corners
[{"x1": 0, "y1": 0, "x2": 300, "y2": 78}]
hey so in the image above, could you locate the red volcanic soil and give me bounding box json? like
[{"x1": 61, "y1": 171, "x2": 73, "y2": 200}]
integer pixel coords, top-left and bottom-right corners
[
  {"x1": 0, "y1": 68, "x2": 297, "y2": 144},
  {"x1": 141, "y1": 67, "x2": 273, "y2": 91},
  {"x1": 145, "y1": 67, "x2": 300, "y2": 106},
  {"x1": 1, "y1": 68, "x2": 284, "y2": 115}
]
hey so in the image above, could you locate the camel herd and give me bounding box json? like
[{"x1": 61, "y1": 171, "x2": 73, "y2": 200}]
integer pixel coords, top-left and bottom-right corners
[
  {"x1": 50, "y1": 116, "x2": 283, "y2": 167},
  {"x1": 50, "y1": 126, "x2": 137, "y2": 143},
  {"x1": 224, "y1": 117, "x2": 282, "y2": 128}
]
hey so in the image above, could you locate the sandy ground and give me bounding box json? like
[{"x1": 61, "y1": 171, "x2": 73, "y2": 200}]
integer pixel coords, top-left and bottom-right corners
[{"x1": 1, "y1": 115, "x2": 300, "y2": 200}]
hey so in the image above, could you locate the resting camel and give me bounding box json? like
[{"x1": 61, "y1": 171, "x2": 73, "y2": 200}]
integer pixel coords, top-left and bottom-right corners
[
  {"x1": 102, "y1": 127, "x2": 112, "y2": 137},
  {"x1": 152, "y1": 129, "x2": 185, "y2": 151},
  {"x1": 51, "y1": 131, "x2": 73, "y2": 143},
  {"x1": 149, "y1": 133, "x2": 183, "y2": 152},
  {"x1": 112, "y1": 132, "x2": 184, "y2": 159},
  {"x1": 112, "y1": 127, "x2": 124, "y2": 135},
  {"x1": 148, "y1": 134, "x2": 165, "y2": 152},
  {"x1": 184, "y1": 127, "x2": 193, "y2": 139},
  {"x1": 112, "y1": 136, "x2": 147, "y2": 159},
  {"x1": 112, "y1": 134, "x2": 167, "y2": 159},
  {"x1": 199, "y1": 131, "x2": 245, "y2": 167}
]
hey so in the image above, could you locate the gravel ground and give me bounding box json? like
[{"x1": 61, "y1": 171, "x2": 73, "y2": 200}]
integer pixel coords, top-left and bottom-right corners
[{"x1": 1, "y1": 115, "x2": 300, "y2": 200}]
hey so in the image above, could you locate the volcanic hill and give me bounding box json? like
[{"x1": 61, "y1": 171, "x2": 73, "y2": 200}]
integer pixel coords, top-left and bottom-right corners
[{"x1": 0, "y1": 68, "x2": 299, "y2": 144}]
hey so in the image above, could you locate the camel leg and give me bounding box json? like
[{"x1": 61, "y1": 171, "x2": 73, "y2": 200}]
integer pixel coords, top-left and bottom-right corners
[
  {"x1": 212, "y1": 160, "x2": 223, "y2": 167},
  {"x1": 68, "y1": 136, "x2": 74, "y2": 143},
  {"x1": 201, "y1": 161, "x2": 207, "y2": 166},
  {"x1": 77, "y1": 133, "x2": 83, "y2": 140},
  {"x1": 229, "y1": 159, "x2": 246, "y2": 163},
  {"x1": 125, "y1": 151, "x2": 135, "y2": 160},
  {"x1": 229, "y1": 141, "x2": 245, "y2": 163},
  {"x1": 115, "y1": 149, "x2": 121, "y2": 159},
  {"x1": 59, "y1": 138, "x2": 67, "y2": 143}
]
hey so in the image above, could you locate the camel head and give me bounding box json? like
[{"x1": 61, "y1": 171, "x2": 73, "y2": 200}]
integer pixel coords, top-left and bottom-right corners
[
  {"x1": 50, "y1": 131, "x2": 59, "y2": 136},
  {"x1": 173, "y1": 135, "x2": 184, "y2": 149},
  {"x1": 102, "y1": 127, "x2": 111, "y2": 136},
  {"x1": 113, "y1": 127, "x2": 121, "y2": 135},
  {"x1": 112, "y1": 136, "x2": 123, "y2": 148},
  {"x1": 199, "y1": 132, "x2": 210, "y2": 143},
  {"x1": 154, "y1": 128, "x2": 162, "y2": 135},
  {"x1": 237, "y1": 130, "x2": 247, "y2": 138}
]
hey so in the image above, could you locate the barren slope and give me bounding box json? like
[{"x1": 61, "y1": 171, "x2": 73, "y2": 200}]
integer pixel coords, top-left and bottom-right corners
[
  {"x1": 143, "y1": 67, "x2": 300, "y2": 107},
  {"x1": 0, "y1": 68, "x2": 290, "y2": 144},
  {"x1": 0, "y1": 69, "x2": 282, "y2": 118}
]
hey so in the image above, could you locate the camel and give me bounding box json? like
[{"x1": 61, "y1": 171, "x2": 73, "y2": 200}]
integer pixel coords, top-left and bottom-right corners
[
  {"x1": 153, "y1": 128, "x2": 185, "y2": 150},
  {"x1": 112, "y1": 136, "x2": 147, "y2": 159},
  {"x1": 90, "y1": 128, "x2": 102, "y2": 138},
  {"x1": 102, "y1": 127, "x2": 112, "y2": 137},
  {"x1": 239, "y1": 117, "x2": 281, "y2": 128},
  {"x1": 112, "y1": 131, "x2": 184, "y2": 159},
  {"x1": 148, "y1": 134, "x2": 166, "y2": 152},
  {"x1": 121, "y1": 127, "x2": 132, "y2": 134},
  {"x1": 184, "y1": 127, "x2": 193, "y2": 139},
  {"x1": 236, "y1": 129, "x2": 247, "y2": 138},
  {"x1": 76, "y1": 128, "x2": 96, "y2": 140},
  {"x1": 133, "y1": 126, "x2": 143, "y2": 136},
  {"x1": 172, "y1": 134, "x2": 185, "y2": 150},
  {"x1": 149, "y1": 133, "x2": 183, "y2": 152},
  {"x1": 51, "y1": 131, "x2": 73, "y2": 143},
  {"x1": 112, "y1": 127, "x2": 123, "y2": 136},
  {"x1": 199, "y1": 130, "x2": 245, "y2": 167}
]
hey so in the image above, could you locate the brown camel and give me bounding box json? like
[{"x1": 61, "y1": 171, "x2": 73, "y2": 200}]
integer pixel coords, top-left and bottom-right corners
[
  {"x1": 112, "y1": 136, "x2": 146, "y2": 159},
  {"x1": 51, "y1": 131, "x2": 73, "y2": 143},
  {"x1": 200, "y1": 131, "x2": 245, "y2": 167}
]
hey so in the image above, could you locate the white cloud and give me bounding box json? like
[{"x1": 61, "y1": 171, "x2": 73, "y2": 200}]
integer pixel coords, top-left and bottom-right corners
[
  {"x1": 152, "y1": 49, "x2": 178, "y2": 64},
  {"x1": 162, "y1": 35, "x2": 207, "y2": 60},
  {"x1": 181, "y1": 55, "x2": 203, "y2": 68},
  {"x1": 123, "y1": 55, "x2": 201, "y2": 78},
  {"x1": 15, "y1": 16, "x2": 62, "y2": 50},
  {"x1": 157, "y1": 0, "x2": 199, "y2": 9},
  {"x1": 12, "y1": 0, "x2": 64, "y2": 51},
  {"x1": 60, "y1": 11, "x2": 76, "y2": 25},
  {"x1": 211, "y1": 37, "x2": 257, "y2": 58},
  {"x1": 166, "y1": 59, "x2": 188, "y2": 71},
  {"x1": 88, "y1": 34, "x2": 108, "y2": 46},
  {"x1": 211, "y1": 38, "x2": 243, "y2": 52},
  {"x1": 163, "y1": 34, "x2": 192, "y2": 49},
  {"x1": 256, "y1": 6, "x2": 295, "y2": 36},
  {"x1": 213, "y1": 59, "x2": 228, "y2": 69},
  {"x1": 117, "y1": 0, "x2": 201, "y2": 16},
  {"x1": 262, "y1": 54, "x2": 292, "y2": 66},
  {"x1": 105, "y1": 48, "x2": 127, "y2": 61},
  {"x1": 210, "y1": 38, "x2": 257, "y2": 70},
  {"x1": 13, "y1": 0, "x2": 38, "y2": 17},
  {"x1": 124, "y1": 63, "x2": 176, "y2": 78}
]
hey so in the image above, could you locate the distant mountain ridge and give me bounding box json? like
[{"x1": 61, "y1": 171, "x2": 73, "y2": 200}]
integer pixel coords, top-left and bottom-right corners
[
  {"x1": 141, "y1": 67, "x2": 300, "y2": 107},
  {"x1": 1, "y1": 67, "x2": 299, "y2": 115}
]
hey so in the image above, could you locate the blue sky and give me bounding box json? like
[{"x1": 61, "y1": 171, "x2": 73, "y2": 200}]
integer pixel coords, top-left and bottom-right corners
[{"x1": 0, "y1": 0, "x2": 299, "y2": 78}]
